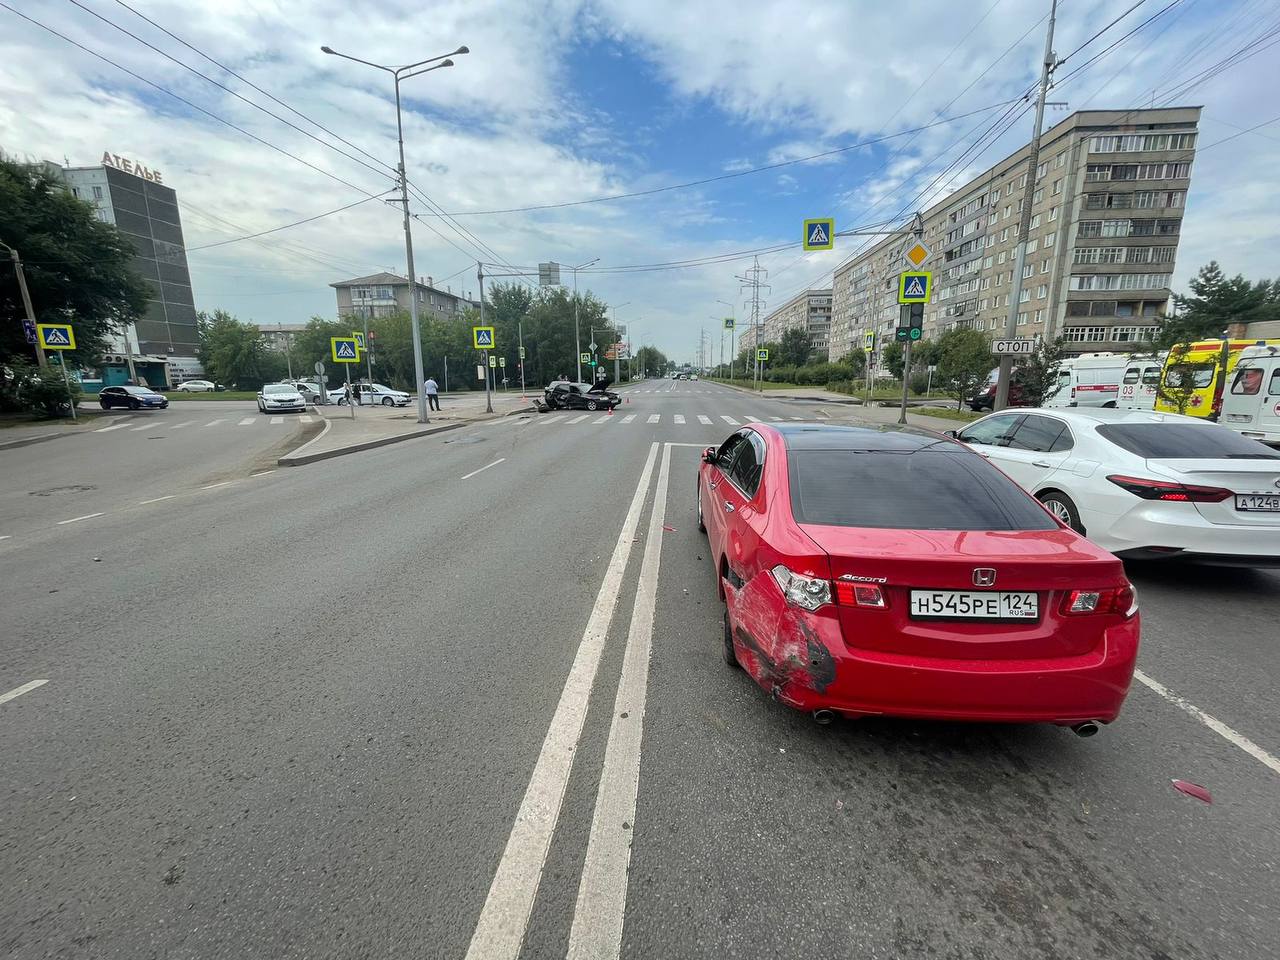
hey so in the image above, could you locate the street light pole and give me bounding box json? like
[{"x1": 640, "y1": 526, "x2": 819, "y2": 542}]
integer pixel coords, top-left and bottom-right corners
[
  {"x1": 716, "y1": 298, "x2": 736, "y2": 381},
  {"x1": 321, "y1": 43, "x2": 469, "y2": 424}
]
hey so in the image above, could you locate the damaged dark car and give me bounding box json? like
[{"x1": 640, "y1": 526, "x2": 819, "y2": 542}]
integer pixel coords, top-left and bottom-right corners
[{"x1": 540, "y1": 379, "x2": 622, "y2": 412}]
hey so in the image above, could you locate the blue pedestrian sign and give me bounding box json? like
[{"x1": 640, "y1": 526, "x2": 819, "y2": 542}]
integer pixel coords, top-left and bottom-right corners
[
  {"x1": 331, "y1": 337, "x2": 360, "y2": 362},
  {"x1": 21, "y1": 318, "x2": 37, "y2": 344},
  {"x1": 803, "y1": 217, "x2": 834, "y2": 251},
  {"x1": 473, "y1": 325, "x2": 495, "y2": 349},
  {"x1": 37, "y1": 322, "x2": 76, "y2": 350},
  {"x1": 898, "y1": 271, "x2": 932, "y2": 304}
]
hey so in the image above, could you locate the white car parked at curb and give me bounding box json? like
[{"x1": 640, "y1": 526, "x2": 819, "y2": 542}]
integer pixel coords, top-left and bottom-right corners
[
  {"x1": 257, "y1": 383, "x2": 306, "y2": 414},
  {"x1": 952, "y1": 407, "x2": 1280, "y2": 565}
]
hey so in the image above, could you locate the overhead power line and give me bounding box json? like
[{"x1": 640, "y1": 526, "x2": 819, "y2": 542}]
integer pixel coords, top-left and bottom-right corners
[
  {"x1": 186, "y1": 195, "x2": 389, "y2": 251},
  {"x1": 0, "y1": 3, "x2": 389, "y2": 200}
]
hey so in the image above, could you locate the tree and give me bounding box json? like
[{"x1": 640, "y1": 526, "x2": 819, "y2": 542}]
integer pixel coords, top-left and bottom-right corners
[
  {"x1": 197, "y1": 310, "x2": 278, "y2": 389},
  {"x1": 1154, "y1": 343, "x2": 1201, "y2": 415},
  {"x1": 633, "y1": 345, "x2": 667, "y2": 378},
  {"x1": 937, "y1": 327, "x2": 992, "y2": 410},
  {"x1": 881, "y1": 341, "x2": 905, "y2": 380},
  {"x1": 1, "y1": 155, "x2": 148, "y2": 368},
  {"x1": 835, "y1": 350, "x2": 867, "y2": 377},
  {"x1": 1018, "y1": 336, "x2": 1068, "y2": 407},
  {"x1": 1160, "y1": 261, "x2": 1280, "y2": 347},
  {"x1": 775, "y1": 327, "x2": 812, "y2": 367}
]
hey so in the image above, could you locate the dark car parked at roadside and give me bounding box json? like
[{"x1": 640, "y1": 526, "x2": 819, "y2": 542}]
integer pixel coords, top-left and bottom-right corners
[{"x1": 98, "y1": 385, "x2": 169, "y2": 410}]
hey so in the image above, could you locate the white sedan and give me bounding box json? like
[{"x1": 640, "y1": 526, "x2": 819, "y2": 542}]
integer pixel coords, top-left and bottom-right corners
[
  {"x1": 952, "y1": 408, "x2": 1280, "y2": 564},
  {"x1": 175, "y1": 379, "x2": 216, "y2": 392},
  {"x1": 342, "y1": 383, "x2": 410, "y2": 407},
  {"x1": 257, "y1": 383, "x2": 306, "y2": 414}
]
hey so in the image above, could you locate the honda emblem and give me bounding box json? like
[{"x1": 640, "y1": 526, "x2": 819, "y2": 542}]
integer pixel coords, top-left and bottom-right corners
[{"x1": 972, "y1": 568, "x2": 996, "y2": 587}]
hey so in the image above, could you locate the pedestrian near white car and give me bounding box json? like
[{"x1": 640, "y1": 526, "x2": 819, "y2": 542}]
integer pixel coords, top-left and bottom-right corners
[
  {"x1": 257, "y1": 383, "x2": 306, "y2": 414},
  {"x1": 952, "y1": 407, "x2": 1280, "y2": 565}
]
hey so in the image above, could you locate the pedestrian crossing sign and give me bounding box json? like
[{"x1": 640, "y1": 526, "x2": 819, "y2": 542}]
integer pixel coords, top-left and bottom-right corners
[
  {"x1": 723, "y1": 317, "x2": 735, "y2": 329},
  {"x1": 331, "y1": 337, "x2": 360, "y2": 362},
  {"x1": 36, "y1": 323, "x2": 76, "y2": 350},
  {"x1": 898, "y1": 271, "x2": 931, "y2": 304},
  {"x1": 581, "y1": 352, "x2": 591, "y2": 363},
  {"x1": 757, "y1": 348, "x2": 769, "y2": 361},
  {"x1": 352, "y1": 331, "x2": 366, "y2": 350},
  {"x1": 473, "y1": 325, "x2": 495, "y2": 349},
  {"x1": 803, "y1": 217, "x2": 834, "y2": 251}
]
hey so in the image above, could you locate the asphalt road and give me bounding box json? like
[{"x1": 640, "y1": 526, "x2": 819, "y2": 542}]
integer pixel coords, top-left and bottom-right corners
[{"x1": 2, "y1": 381, "x2": 1277, "y2": 960}]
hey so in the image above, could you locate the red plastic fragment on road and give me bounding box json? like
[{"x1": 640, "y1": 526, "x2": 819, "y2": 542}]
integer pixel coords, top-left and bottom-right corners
[
  {"x1": 662, "y1": 524, "x2": 676, "y2": 532},
  {"x1": 1171, "y1": 779, "x2": 1212, "y2": 804}
]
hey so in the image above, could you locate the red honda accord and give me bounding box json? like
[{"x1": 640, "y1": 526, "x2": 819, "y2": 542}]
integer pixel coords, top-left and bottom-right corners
[{"x1": 697, "y1": 423, "x2": 1140, "y2": 734}]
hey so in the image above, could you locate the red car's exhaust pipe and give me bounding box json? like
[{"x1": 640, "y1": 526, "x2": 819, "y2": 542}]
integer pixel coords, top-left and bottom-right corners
[{"x1": 1071, "y1": 721, "x2": 1100, "y2": 738}]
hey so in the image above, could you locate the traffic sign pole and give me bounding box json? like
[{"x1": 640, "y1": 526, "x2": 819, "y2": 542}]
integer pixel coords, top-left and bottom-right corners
[
  {"x1": 345, "y1": 363, "x2": 355, "y2": 420},
  {"x1": 59, "y1": 357, "x2": 77, "y2": 421},
  {"x1": 478, "y1": 266, "x2": 493, "y2": 415},
  {"x1": 898, "y1": 338, "x2": 911, "y2": 425}
]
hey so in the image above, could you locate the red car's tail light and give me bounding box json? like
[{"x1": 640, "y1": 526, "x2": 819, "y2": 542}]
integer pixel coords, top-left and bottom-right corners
[
  {"x1": 1061, "y1": 584, "x2": 1137, "y2": 618},
  {"x1": 1106, "y1": 474, "x2": 1232, "y2": 503},
  {"x1": 833, "y1": 580, "x2": 887, "y2": 608},
  {"x1": 770, "y1": 565, "x2": 831, "y2": 611}
]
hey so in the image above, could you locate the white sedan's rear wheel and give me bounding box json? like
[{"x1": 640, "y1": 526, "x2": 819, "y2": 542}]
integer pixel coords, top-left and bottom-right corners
[{"x1": 1039, "y1": 490, "x2": 1083, "y2": 533}]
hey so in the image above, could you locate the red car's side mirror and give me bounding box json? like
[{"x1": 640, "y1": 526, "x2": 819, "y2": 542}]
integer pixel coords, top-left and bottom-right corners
[{"x1": 702, "y1": 446, "x2": 717, "y2": 464}]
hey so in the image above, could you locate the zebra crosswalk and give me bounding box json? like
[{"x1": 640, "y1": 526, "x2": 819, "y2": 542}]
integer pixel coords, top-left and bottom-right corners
[
  {"x1": 523, "y1": 413, "x2": 803, "y2": 428},
  {"x1": 93, "y1": 414, "x2": 315, "y2": 434}
]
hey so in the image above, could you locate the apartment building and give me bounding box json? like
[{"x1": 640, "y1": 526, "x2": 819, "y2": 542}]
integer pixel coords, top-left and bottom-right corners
[
  {"x1": 829, "y1": 107, "x2": 1200, "y2": 364},
  {"x1": 761, "y1": 288, "x2": 833, "y2": 357},
  {"x1": 331, "y1": 272, "x2": 479, "y2": 321}
]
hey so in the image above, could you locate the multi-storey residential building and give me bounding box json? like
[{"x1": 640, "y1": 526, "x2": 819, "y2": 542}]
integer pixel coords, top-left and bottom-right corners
[
  {"x1": 761, "y1": 288, "x2": 833, "y2": 357},
  {"x1": 828, "y1": 107, "x2": 1200, "y2": 365},
  {"x1": 331, "y1": 272, "x2": 479, "y2": 321}
]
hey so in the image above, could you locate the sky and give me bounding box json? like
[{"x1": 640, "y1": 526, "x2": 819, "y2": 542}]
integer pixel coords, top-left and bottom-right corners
[{"x1": 1, "y1": 0, "x2": 1277, "y2": 364}]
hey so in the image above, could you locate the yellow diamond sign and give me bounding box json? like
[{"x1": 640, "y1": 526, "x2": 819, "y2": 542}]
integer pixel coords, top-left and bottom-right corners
[{"x1": 903, "y1": 240, "x2": 930, "y2": 268}]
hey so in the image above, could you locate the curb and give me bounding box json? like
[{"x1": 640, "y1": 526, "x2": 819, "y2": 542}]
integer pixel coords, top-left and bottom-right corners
[
  {"x1": 711, "y1": 381, "x2": 860, "y2": 405},
  {"x1": 278, "y1": 412, "x2": 514, "y2": 467},
  {"x1": 0, "y1": 431, "x2": 64, "y2": 451}
]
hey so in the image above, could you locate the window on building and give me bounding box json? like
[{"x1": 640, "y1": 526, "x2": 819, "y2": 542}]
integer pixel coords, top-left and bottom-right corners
[
  {"x1": 1030, "y1": 214, "x2": 1041, "y2": 229},
  {"x1": 1018, "y1": 311, "x2": 1029, "y2": 325},
  {"x1": 1000, "y1": 227, "x2": 1009, "y2": 242},
  {"x1": 1156, "y1": 218, "x2": 1181, "y2": 235},
  {"x1": 1110, "y1": 325, "x2": 1156, "y2": 343},
  {"x1": 92, "y1": 185, "x2": 103, "y2": 199},
  {"x1": 1115, "y1": 301, "x2": 1137, "y2": 317},
  {"x1": 1041, "y1": 258, "x2": 1051, "y2": 273},
  {"x1": 352, "y1": 285, "x2": 373, "y2": 300},
  {"x1": 1020, "y1": 289, "x2": 1030, "y2": 303},
  {"x1": 374, "y1": 285, "x2": 394, "y2": 299},
  {"x1": 1023, "y1": 263, "x2": 1034, "y2": 279},
  {"x1": 1111, "y1": 164, "x2": 1138, "y2": 181},
  {"x1": 1033, "y1": 188, "x2": 1043, "y2": 203},
  {"x1": 1150, "y1": 246, "x2": 1175, "y2": 264},
  {"x1": 1006, "y1": 182, "x2": 1014, "y2": 196},
  {"x1": 1035, "y1": 308, "x2": 1045, "y2": 324},
  {"x1": 1036, "y1": 284, "x2": 1048, "y2": 299},
  {"x1": 985, "y1": 234, "x2": 996, "y2": 248},
  {"x1": 1027, "y1": 238, "x2": 1038, "y2": 253},
  {"x1": 1169, "y1": 132, "x2": 1197, "y2": 149},
  {"x1": 1130, "y1": 219, "x2": 1155, "y2": 236},
  {"x1": 1056, "y1": 152, "x2": 1067, "y2": 168},
  {"x1": 1064, "y1": 325, "x2": 1109, "y2": 342},
  {"x1": 983, "y1": 256, "x2": 993, "y2": 268},
  {"x1": 998, "y1": 250, "x2": 1006, "y2": 264},
  {"x1": 1044, "y1": 232, "x2": 1055, "y2": 247},
  {"x1": 1018, "y1": 173, "x2": 1028, "y2": 188},
  {"x1": 71, "y1": 187, "x2": 81, "y2": 198},
  {"x1": 995, "y1": 272, "x2": 1004, "y2": 286},
  {"x1": 1003, "y1": 204, "x2": 1012, "y2": 219},
  {"x1": 1101, "y1": 219, "x2": 1132, "y2": 237},
  {"x1": 1085, "y1": 164, "x2": 1109, "y2": 182},
  {"x1": 1036, "y1": 162, "x2": 1047, "y2": 179}
]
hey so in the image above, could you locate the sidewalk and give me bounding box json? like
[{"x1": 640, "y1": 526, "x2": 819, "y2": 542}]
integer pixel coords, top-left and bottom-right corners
[
  {"x1": 280, "y1": 391, "x2": 534, "y2": 466},
  {"x1": 0, "y1": 409, "x2": 114, "y2": 451}
]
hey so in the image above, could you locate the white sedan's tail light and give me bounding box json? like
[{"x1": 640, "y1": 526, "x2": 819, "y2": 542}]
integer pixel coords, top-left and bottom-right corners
[{"x1": 770, "y1": 565, "x2": 831, "y2": 611}]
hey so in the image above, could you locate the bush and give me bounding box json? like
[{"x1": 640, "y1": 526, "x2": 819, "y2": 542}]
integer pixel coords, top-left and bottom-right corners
[
  {"x1": 910, "y1": 372, "x2": 929, "y2": 394},
  {"x1": 16, "y1": 362, "x2": 81, "y2": 417}
]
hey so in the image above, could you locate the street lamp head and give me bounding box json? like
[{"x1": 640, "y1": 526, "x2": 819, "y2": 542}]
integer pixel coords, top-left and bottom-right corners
[
  {"x1": 320, "y1": 46, "x2": 335, "y2": 54},
  {"x1": 439, "y1": 59, "x2": 455, "y2": 68},
  {"x1": 454, "y1": 45, "x2": 470, "y2": 55}
]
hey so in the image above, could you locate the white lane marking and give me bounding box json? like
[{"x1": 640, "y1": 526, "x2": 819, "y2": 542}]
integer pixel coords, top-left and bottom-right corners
[
  {"x1": 673, "y1": 414, "x2": 685, "y2": 424},
  {"x1": 720, "y1": 415, "x2": 739, "y2": 425},
  {"x1": 1133, "y1": 669, "x2": 1280, "y2": 776},
  {"x1": 270, "y1": 416, "x2": 284, "y2": 425},
  {"x1": 568, "y1": 444, "x2": 672, "y2": 958},
  {"x1": 56, "y1": 512, "x2": 104, "y2": 525},
  {"x1": 621, "y1": 414, "x2": 636, "y2": 424},
  {"x1": 139, "y1": 495, "x2": 176, "y2": 505},
  {"x1": 567, "y1": 414, "x2": 590, "y2": 424},
  {"x1": 745, "y1": 415, "x2": 761, "y2": 422},
  {"x1": 300, "y1": 415, "x2": 314, "y2": 423},
  {"x1": 460, "y1": 458, "x2": 506, "y2": 480},
  {"x1": 697, "y1": 415, "x2": 712, "y2": 425},
  {"x1": 647, "y1": 414, "x2": 660, "y2": 424},
  {"x1": 769, "y1": 416, "x2": 783, "y2": 421},
  {"x1": 204, "y1": 419, "x2": 226, "y2": 427},
  {"x1": 129, "y1": 423, "x2": 153, "y2": 432},
  {"x1": 0, "y1": 679, "x2": 49, "y2": 706},
  {"x1": 238, "y1": 417, "x2": 255, "y2": 426},
  {"x1": 202, "y1": 481, "x2": 234, "y2": 490},
  {"x1": 464, "y1": 443, "x2": 660, "y2": 960},
  {"x1": 789, "y1": 416, "x2": 804, "y2": 421},
  {"x1": 593, "y1": 414, "x2": 612, "y2": 424},
  {"x1": 170, "y1": 420, "x2": 195, "y2": 429},
  {"x1": 93, "y1": 422, "x2": 129, "y2": 433},
  {"x1": 251, "y1": 470, "x2": 276, "y2": 478},
  {"x1": 540, "y1": 415, "x2": 566, "y2": 425},
  {"x1": 0, "y1": 535, "x2": 10, "y2": 542}
]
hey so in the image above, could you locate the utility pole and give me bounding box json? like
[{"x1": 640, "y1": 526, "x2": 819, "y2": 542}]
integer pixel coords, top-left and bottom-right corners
[
  {"x1": 2, "y1": 242, "x2": 47, "y2": 368},
  {"x1": 570, "y1": 258, "x2": 599, "y2": 383},
  {"x1": 736, "y1": 257, "x2": 769, "y2": 392},
  {"x1": 995, "y1": 0, "x2": 1057, "y2": 411},
  {"x1": 478, "y1": 263, "x2": 492, "y2": 414},
  {"x1": 363, "y1": 314, "x2": 373, "y2": 385}
]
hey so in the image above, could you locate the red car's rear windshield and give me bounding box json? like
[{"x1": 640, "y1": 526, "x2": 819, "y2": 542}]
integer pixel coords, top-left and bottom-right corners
[{"x1": 788, "y1": 446, "x2": 1057, "y2": 531}]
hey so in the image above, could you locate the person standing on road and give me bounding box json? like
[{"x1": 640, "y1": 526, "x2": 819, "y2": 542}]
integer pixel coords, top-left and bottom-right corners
[{"x1": 424, "y1": 376, "x2": 440, "y2": 411}]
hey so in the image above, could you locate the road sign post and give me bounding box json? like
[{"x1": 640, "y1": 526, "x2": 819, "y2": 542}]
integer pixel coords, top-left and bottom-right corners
[
  {"x1": 803, "y1": 218, "x2": 834, "y2": 251},
  {"x1": 313, "y1": 360, "x2": 327, "y2": 405},
  {"x1": 37, "y1": 323, "x2": 78, "y2": 420},
  {"x1": 756, "y1": 347, "x2": 769, "y2": 392},
  {"x1": 331, "y1": 337, "x2": 360, "y2": 420}
]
